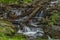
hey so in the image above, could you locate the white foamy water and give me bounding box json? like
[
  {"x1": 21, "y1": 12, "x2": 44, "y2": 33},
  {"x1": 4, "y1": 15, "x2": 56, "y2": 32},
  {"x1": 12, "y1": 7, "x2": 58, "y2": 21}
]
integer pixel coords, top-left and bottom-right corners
[{"x1": 17, "y1": 25, "x2": 44, "y2": 37}]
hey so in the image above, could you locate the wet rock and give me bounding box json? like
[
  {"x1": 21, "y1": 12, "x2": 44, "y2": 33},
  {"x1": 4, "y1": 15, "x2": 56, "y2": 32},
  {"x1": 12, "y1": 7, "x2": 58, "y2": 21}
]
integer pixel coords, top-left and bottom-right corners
[{"x1": 44, "y1": 26, "x2": 60, "y2": 39}]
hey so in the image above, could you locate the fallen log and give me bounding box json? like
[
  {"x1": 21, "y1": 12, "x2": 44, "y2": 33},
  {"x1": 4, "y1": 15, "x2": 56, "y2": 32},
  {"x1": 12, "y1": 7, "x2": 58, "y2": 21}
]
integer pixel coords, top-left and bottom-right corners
[{"x1": 24, "y1": 0, "x2": 51, "y2": 23}]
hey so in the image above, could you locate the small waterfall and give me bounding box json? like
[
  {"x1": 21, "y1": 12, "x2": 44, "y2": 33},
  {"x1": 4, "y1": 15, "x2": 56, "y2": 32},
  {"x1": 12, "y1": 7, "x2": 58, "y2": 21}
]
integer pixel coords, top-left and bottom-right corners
[
  {"x1": 10, "y1": 8, "x2": 22, "y2": 16},
  {"x1": 15, "y1": 9, "x2": 44, "y2": 37},
  {"x1": 10, "y1": 0, "x2": 60, "y2": 39},
  {"x1": 29, "y1": 10, "x2": 44, "y2": 27},
  {"x1": 35, "y1": 10, "x2": 44, "y2": 19},
  {"x1": 47, "y1": 35, "x2": 52, "y2": 40},
  {"x1": 17, "y1": 29, "x2": 22, "y2": 33},
  {"x1": 38, "y1": 10, "x2": 44, "y2": 20},
  {"x1": 17, "y1": 25, "x2": 44, "y2": 37},
  {"x1": 23, "y1": 26, "x2": 31, "y2": 32}
]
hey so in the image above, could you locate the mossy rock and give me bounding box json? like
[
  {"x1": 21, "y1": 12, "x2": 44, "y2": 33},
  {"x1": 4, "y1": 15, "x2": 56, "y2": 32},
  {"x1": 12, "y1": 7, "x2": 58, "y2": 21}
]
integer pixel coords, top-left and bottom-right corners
[{"x1": 0, "y1": 18, "x2": 17, "y2": 35}]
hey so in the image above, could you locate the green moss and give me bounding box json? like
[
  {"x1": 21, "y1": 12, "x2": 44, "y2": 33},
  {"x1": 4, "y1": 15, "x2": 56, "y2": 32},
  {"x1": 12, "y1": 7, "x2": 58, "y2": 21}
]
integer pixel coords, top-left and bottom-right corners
[
  {"x1": 0, "y1": 0, "x2": 33, "y2": 5},
  {"x1": 0, "y1": 19, "x2": 17, "y2": 35},
  {"x1": 23, "y1": 0, "x2": 32, "y2": 4},
  {"x1": 48, "y1": 10, "x2": 60, "y2": 26},
  {"x1": 0, "y1": 33, "x2": 28, "y2": 40},
  {"x1": 0, "y1": 0, "x2": 19, "y2": 4},
  {"x1": 37, "y1": 37, "x2": 47, "y2": 40}
]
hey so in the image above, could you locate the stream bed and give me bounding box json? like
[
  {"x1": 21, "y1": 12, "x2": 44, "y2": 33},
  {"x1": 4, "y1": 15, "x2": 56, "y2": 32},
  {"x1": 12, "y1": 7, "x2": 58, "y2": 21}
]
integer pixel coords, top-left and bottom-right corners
[{"x1": 0, "y1": 0, "x2": 60, "y2": 40}]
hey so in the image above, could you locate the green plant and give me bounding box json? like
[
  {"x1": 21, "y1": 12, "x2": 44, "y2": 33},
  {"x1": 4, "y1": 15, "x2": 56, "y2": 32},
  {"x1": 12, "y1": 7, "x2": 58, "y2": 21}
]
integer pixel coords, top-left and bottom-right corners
[
  {"x1": 0, "y1": 19, "x2": 16, "y2": 35},
  {"x1": 37, "y1": 37, "x2": 47, "y2": 40},
  {"x1": 0, "y1": 33, "x2": 28, "y2": 40},
  {"x1": 0, "y1": 0, "x2": 18, "y2": 4},
  {"x1": 23, "y1": 0, "x2": 32, "y2": 4},
  {"x1": 48, "y1": 10, "x2": 60, "y2": 26}
]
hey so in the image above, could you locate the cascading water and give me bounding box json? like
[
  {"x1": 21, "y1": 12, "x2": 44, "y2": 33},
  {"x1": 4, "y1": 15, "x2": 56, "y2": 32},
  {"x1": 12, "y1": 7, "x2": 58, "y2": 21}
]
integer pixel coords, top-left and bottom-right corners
[
  {"x1": 10, "y1": 7, "x2": 52, "y2": 40},
  {"x1": 22, "y1": 26, "x2": 44, "y2": 37},
  {"x1": 7, "y1": 0, "x2": 59, "y2": 40},
  {"x1": 17, "y1": 10, "x2": 44, "y2": 37},
  {"x1": 47, "y1": 35, "x2": 52, "y2": 40},
  {"x1": 34, "y1": 10, "x2": 43, "y2": 19},
  {"x1": 29, "y1": 10, "x2": 44, "y2": 27}
]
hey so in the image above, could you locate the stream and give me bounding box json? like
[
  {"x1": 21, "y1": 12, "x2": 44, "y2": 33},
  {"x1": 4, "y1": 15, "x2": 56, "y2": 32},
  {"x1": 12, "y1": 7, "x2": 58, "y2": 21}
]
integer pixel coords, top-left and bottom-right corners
[{"x1": 2, "y1": 0, "x2": 60, "y2": 40}]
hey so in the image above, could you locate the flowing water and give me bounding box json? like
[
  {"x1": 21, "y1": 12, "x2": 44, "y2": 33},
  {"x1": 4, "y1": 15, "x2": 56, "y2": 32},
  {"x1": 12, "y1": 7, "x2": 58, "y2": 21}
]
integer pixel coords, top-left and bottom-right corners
[
  {"x1": 47, "y1": 35, "x2": 52, "y2": 40},
  {"x1": 17, "y1": 10, "x2": 44, "y2": 37},
  {"x1": 4, "y1": 0, "x2": 59, "y2": 40}
]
